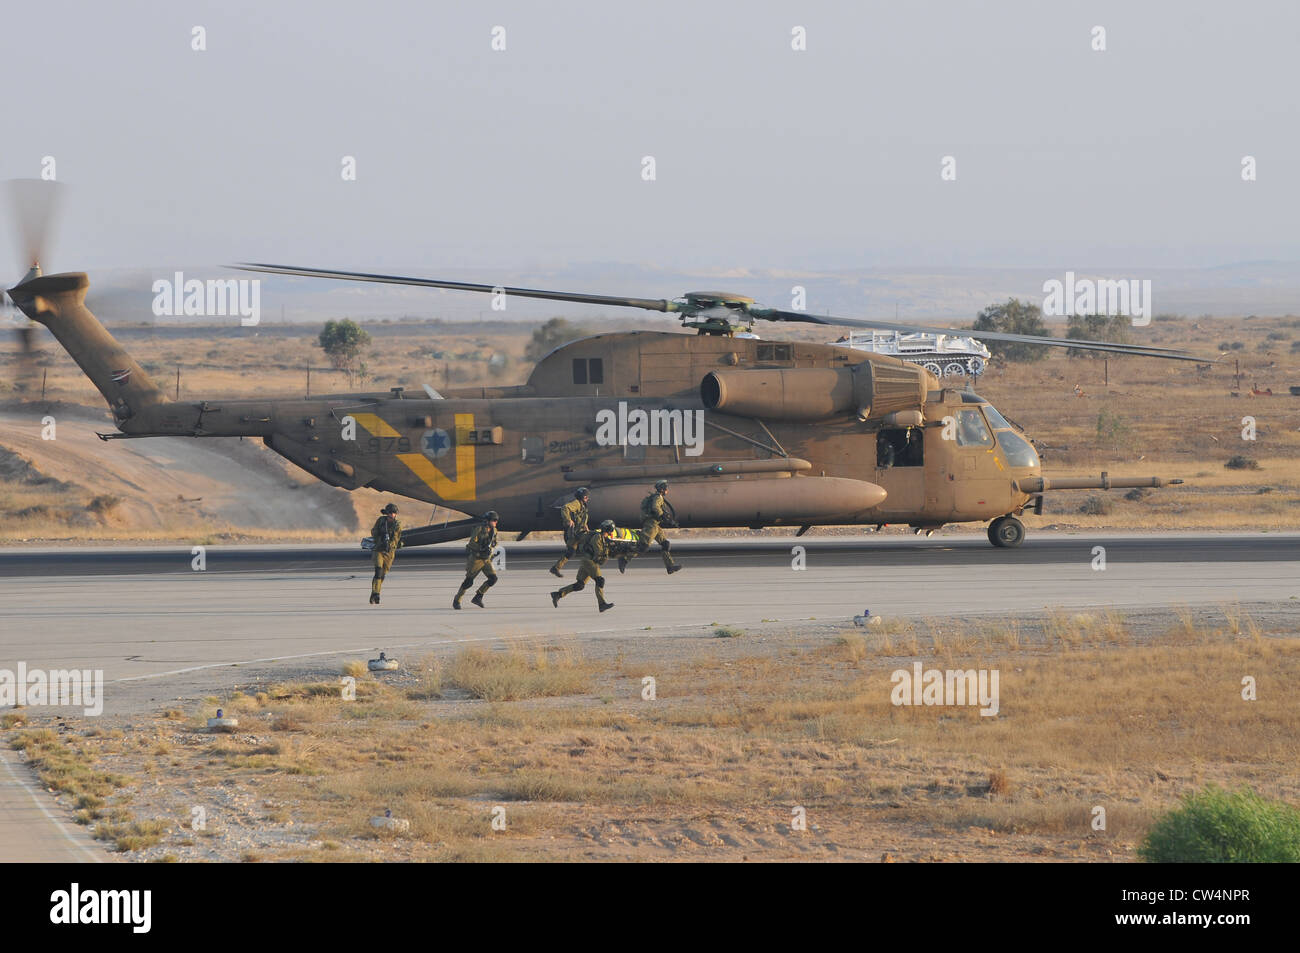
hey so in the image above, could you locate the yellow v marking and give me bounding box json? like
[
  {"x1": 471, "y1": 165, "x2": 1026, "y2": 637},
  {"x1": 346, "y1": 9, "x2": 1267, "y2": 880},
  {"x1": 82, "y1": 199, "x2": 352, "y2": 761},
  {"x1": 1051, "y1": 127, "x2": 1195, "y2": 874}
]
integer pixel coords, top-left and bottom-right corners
[{"x1": 351, "y1": 411, "x2": 477, "y2": 501}]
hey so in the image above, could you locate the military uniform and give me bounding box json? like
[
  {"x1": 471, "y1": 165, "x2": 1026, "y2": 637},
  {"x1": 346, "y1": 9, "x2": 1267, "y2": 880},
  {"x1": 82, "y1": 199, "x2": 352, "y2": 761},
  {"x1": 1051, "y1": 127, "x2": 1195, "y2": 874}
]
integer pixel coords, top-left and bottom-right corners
[
  {"x1": 454, "y1": 521, "x2": 499, "y2": 608},
  {"x1": 550, "y1": 496, "x2": 590, "y2": 574},
  {"x1": 551, "y1": 527, "x2": 633, "y2": 611},
  {"x1": 622, "y1": 489, "x2": 679, "y2": 571},
  {"x1": 370, "y1": 512, "x2": 402, "y2": 603}
]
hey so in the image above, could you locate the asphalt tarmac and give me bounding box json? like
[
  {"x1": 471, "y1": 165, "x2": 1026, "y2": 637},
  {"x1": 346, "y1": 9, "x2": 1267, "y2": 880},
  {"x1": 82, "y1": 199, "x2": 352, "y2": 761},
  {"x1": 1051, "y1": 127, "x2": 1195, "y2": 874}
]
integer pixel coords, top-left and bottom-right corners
[{"x1": 2, "y1": 534, "x2": 1296, "y2": 690}]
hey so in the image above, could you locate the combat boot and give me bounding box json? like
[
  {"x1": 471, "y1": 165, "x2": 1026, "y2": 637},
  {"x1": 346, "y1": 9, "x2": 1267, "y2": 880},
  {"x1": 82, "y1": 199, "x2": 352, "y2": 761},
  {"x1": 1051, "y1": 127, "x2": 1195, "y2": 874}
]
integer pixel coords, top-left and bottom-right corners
[
  {"x1": 369, "y1": 592, "x2": 380, "y2": 604},
  {"x1": 471, "y1": 593, "x2": 486, "y2": 609},
  {"x1": 598, "y1": 599, "x2": 614, "y2": 612},
  {"x1": 617, "y1": 555, "x2": 629, "y2": 574},
  {"x1": 551, "y1": 590, "x2": 562, "y2": 608},
  {"x1": 666, "y1": 564, "x2": 683, "y2": 574},
  {"x1": 549, "y1": 566, "x2": 563, "y2": 578}
]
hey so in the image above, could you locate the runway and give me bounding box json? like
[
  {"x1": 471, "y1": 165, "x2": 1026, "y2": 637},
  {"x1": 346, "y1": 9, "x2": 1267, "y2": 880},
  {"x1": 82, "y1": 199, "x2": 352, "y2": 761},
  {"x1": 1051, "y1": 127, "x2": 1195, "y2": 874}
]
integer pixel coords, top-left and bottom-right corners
[
  {"x1": 1, "y1": 533, "x2": 1297, "y2": 694},
  {"x1": 1, "y1": 532, "x2": 1298, "y2": 577}
]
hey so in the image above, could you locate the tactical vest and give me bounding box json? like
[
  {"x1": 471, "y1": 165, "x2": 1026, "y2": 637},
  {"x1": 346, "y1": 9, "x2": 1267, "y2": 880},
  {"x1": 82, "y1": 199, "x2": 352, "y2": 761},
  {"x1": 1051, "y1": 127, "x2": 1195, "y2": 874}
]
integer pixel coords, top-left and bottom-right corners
[{"x1": 467, "y1": 526, "x2": 497, "y2": 558}]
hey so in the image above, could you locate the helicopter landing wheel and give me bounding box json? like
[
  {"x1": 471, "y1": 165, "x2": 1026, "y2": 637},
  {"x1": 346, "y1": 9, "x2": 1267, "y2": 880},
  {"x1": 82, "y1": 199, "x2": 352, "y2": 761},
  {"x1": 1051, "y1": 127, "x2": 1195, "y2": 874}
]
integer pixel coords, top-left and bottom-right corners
[{"x1": 987, "y1": 515, "x2": 1025, "y2": 548}]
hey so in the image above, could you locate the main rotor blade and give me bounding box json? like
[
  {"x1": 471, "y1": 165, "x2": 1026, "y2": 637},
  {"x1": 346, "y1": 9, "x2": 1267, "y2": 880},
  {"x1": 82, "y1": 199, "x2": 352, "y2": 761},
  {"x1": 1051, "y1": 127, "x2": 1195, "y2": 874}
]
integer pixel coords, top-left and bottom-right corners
[
  {"x1": 232, "y1": 263, "x2": 678, "y2": 313},
  {"x1": 754, "y1": 308, "x2": 1208, "y2": 362}
]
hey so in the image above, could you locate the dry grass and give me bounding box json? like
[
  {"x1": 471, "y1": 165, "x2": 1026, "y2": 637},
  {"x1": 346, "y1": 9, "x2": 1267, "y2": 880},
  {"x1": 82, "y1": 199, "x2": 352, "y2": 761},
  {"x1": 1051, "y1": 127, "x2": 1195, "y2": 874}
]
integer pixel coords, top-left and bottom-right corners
[
  {"x1": 7, "y1": 610, "x2": 1296, "y2": 861},
  {"x1": 444, "y1": 644, "x2": 595, "y2": 701},
  {"x1": 5, "y1": 728, "x2": 171, "y2": 851}
]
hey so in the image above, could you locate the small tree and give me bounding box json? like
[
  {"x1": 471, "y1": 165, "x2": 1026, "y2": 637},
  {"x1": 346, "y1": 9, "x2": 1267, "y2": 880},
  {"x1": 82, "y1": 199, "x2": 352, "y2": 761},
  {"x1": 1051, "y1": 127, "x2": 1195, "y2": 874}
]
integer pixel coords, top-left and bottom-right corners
[
  {"x1": 972, "y1": 298, "x2": 1048, "y2": 363},
  {"x1": 1066, "y1": 313, "x2": 1131, "y2": 359},
  {"x1": 525, "y1": 317, "x2": 589, "y2": 363},
  {"x1": 318, "y1": 319, "x2": 372, "y2": 387}
]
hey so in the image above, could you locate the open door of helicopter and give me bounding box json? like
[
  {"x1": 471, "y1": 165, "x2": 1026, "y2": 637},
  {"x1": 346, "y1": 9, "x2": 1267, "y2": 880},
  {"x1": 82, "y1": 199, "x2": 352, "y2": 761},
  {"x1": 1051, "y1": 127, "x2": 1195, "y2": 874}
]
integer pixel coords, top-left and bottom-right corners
[{"x1": 874, "y1": 426, "x2": 925, "y2": 515}]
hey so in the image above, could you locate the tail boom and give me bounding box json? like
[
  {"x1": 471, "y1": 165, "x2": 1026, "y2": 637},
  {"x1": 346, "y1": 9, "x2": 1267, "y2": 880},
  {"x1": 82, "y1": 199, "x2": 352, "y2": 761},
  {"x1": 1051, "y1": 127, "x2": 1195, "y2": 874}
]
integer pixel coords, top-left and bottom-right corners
[{"x1": 8, "y1": 271, "x2": 165, "y2": 425}]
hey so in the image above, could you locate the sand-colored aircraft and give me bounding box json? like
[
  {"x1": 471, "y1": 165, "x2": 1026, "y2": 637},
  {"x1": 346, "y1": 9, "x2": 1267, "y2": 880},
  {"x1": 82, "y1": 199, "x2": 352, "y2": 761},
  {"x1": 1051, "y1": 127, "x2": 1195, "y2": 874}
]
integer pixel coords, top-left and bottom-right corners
[{"x1": 7, "y1": 181, "x2": 1194, "y2": 549}]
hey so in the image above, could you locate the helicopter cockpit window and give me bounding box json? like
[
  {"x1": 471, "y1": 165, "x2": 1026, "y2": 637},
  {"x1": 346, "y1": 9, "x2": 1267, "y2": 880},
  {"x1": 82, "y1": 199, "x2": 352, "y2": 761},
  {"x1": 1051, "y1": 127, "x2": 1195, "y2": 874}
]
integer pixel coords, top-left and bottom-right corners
[
  {"x1": 982, "y1": 404, "x2": 1013, "y2": 431},
  {"x1": 955, "y1": 409, "x2": 993, "y2": 447},
  {"x1": 877, "y1": 427, "x2": 923, "y2": 468},
  {"x1": 996, "y1": 430, "x2": 1039, "y2": 468},
  {"x1": 572, "y1": 359, "x2": 587, "y2": 385}
]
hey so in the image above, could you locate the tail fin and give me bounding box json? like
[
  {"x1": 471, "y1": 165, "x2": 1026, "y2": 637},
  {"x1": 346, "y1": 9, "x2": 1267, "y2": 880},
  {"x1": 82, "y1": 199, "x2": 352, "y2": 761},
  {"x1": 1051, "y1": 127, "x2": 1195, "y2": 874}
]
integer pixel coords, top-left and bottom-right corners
[{"x1": 8, "y1": 271, "x2": 165, "y2": 423}]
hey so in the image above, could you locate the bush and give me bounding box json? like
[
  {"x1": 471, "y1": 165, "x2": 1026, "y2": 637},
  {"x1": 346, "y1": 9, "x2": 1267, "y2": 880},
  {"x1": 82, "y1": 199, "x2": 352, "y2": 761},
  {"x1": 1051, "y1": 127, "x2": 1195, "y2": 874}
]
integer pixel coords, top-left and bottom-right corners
[
  {"x1": 1124, "y1": 487, "x2": 1150, "y2": 502},
  {"x1": 1079, "y1": 495, "x2": 1112, "y2": 516},
  {"x1": 87, "y1": 494, "x2": 122, "y2": 514},
  {"x1": 1138, "y1": 785, "x2": 1300, "y2": 863},
  {"x1": 1096, "y1": 409, "x2": 1132, "y2": 448},
  {"x1": 1224, "y1": 455, "x2": 1260, "y2": 470}
]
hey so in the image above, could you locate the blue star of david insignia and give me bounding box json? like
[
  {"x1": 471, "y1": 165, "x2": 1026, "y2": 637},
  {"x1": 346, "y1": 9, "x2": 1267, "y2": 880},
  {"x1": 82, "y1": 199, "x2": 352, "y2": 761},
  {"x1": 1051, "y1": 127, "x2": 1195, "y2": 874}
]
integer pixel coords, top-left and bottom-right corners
[{"x1": 423, "y1": 429, "x2": 450, "y2": 455}]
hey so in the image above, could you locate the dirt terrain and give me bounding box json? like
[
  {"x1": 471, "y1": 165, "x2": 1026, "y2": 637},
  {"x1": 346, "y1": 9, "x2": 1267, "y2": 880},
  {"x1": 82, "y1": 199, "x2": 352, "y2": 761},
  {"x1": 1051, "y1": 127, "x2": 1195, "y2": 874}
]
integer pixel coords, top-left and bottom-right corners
[
  {"x1": 0, "y1": 407, "x2": 361, "y2": 542},
  {"x1": 6, "y1": 602, "x2": 1297, "y2": 862}
]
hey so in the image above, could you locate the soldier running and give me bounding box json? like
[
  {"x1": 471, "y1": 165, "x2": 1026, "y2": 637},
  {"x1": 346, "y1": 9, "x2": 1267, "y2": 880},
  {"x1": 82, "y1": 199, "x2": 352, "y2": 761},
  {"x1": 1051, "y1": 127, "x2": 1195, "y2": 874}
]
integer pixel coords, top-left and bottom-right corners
[
  {"x1": 619, "y1": 479, "x2": 682, "y2": 574},
  {"x1": 453, "y1": 510, "x2": 500, "y2": 609},
  {"x1": 369, "y1": 503, "x2": 402, "y2": 604},
  {"x1": 549, "y1": 486, "x2": 590, "y2": 577},
  {"x1": 550, "y1": 520, "x2": 635, "y2": 612}
]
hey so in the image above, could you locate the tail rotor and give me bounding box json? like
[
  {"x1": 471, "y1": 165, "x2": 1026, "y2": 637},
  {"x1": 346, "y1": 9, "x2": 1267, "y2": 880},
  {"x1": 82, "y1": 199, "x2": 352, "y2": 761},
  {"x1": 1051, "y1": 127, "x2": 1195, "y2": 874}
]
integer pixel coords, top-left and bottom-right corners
[{"x1": 5, "y1": 179, "x2": 63, "y2": 386}]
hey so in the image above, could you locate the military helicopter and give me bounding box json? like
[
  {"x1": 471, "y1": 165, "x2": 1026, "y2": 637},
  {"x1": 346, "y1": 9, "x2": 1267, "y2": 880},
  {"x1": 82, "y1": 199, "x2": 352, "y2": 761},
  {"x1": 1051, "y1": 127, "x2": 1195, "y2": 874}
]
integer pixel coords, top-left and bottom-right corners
[{"x1": 6, "y1": 183, "x2": 1196, "y2": 550}]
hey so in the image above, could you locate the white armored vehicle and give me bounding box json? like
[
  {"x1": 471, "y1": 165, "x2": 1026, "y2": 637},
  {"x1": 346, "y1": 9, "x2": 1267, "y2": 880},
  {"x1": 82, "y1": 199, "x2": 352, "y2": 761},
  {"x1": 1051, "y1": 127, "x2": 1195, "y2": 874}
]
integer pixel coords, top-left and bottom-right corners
[{"x1": 833, "y1": 329, "x2": 991, "y2": 379}]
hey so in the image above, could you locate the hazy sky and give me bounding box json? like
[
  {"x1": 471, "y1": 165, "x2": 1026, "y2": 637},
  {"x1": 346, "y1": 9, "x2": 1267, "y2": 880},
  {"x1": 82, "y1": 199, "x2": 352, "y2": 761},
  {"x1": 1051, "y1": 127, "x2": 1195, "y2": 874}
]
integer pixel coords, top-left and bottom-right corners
[{"x1": 5, "y1": 0, "x2": 1299, "y2": 277}]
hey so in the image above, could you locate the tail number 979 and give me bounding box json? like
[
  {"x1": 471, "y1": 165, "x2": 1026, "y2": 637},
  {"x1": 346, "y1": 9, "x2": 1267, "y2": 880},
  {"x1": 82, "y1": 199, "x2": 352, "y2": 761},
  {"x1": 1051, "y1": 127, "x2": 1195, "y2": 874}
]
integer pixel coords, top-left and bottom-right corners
[{"x1": 367, "y1": 436, "x2": 412, "y2": 453}]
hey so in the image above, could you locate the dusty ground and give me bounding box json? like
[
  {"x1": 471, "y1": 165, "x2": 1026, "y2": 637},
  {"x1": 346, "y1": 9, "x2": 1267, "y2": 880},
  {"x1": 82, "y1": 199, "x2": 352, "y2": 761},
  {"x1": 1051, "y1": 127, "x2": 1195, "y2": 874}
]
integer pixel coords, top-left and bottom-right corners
[
  {"x1": 1, "y1": 313, "x2": 1298, "y2": 543},
  {"x1": 6, "y1": 602, "x2": 1297, "y2": 862}
]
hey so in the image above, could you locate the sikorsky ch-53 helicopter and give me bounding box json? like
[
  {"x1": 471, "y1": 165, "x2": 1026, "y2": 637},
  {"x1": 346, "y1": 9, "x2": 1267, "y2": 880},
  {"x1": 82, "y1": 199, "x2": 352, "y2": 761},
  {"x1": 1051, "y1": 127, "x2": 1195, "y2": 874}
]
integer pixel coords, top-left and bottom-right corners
[{"x1": 7, "y1": 184, "x2": 1196, "y2": 550}]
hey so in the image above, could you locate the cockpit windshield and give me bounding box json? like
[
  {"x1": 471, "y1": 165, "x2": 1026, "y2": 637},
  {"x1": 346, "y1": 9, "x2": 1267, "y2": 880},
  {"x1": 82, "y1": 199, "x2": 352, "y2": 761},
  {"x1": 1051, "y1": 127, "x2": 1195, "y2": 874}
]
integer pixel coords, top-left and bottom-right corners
[
  {"x1": 996, "y1": 429, "x2": 1039, "y2": 468},
  {"x1": 982, "y1": 403, "x2": 1013, "y2": 431}
]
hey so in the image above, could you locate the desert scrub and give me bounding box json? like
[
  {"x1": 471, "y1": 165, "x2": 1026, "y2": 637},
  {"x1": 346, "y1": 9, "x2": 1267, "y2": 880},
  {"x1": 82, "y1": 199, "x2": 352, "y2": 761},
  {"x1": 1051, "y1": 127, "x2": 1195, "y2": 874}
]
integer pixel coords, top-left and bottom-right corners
[{"x1": 1138, "y1": 784, "x2": 1300, "y2": 863}]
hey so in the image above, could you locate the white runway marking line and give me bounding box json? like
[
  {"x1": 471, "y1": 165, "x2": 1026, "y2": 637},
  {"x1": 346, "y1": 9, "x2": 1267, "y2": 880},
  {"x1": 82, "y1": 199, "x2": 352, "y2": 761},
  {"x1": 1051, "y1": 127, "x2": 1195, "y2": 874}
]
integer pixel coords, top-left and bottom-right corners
[
  {"x1": 106, "y1": 622, "x2": 715, "y2": 684},
  {"x1": 0, "y1": 748, "x2": 105, "y2": 863}
]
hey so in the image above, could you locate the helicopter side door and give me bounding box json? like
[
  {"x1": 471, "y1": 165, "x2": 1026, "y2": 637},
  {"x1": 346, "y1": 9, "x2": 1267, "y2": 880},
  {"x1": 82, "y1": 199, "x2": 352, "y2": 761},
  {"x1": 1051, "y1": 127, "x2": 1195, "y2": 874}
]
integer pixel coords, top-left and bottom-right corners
[
  {"x1": 873, "y1": 426, "x2": 925, "y2": 516},
  {"x1": 949, "y1": 407, "x2": 1010, "y2": 518}
]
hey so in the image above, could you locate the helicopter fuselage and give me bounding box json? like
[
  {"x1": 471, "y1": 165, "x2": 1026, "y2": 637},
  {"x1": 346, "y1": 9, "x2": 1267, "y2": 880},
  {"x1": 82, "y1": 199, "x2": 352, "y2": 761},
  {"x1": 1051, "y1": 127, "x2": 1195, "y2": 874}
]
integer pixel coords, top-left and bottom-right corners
[
  {"x1": 12, "y1": 270, "x2": 1178, "y2": 547},
  {"x1": 110, "y1": 330, "x2": 1042, "y2": 532}
]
